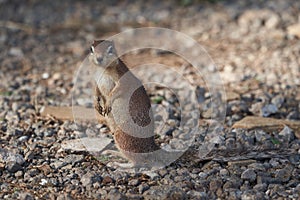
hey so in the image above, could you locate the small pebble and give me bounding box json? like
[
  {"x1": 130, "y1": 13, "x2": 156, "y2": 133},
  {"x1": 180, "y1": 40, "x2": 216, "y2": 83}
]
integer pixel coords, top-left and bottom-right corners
[
  {"x1": 18, "y1": 136, "x2": 28, "y2": 142},
  {"x1": 220, "y1": 169, "x2": 229, "y2": 176},
  {"x1": 198, "y1": 172, "x2": 208, "y2": 179},
  {"x1": 42, "y1": 73, "x2": 50, "y2": 79},
  {"x1": 9, "y1": 47, "x2": 24, "y2": 57},
  {"x1": 14, "y1": 170, "x2": 23, "y2": 178},
  {"x1": 128, "y1": 179, "x2": 140, "y2": 186},
  {"x1": 241, "y1": 169, "x2": 256, "y2": 182}
]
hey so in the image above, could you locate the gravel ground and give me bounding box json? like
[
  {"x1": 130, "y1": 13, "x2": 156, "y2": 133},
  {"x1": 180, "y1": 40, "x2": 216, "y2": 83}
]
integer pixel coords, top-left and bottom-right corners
[{"x1": 1, "y1": 0, "x2": 300, "y2": 199}]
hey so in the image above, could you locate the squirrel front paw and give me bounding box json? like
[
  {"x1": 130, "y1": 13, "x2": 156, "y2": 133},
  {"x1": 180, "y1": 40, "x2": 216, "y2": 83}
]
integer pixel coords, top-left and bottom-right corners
[
  {"x1": 103, "y1": 104, "x2": 112, "y2": 116},
  {"x1": 95, "y1": 96, "x2": 105, "y2": 116},
  {"x1": 94, "y1": 96, "x2": 112, "y2": 116}
]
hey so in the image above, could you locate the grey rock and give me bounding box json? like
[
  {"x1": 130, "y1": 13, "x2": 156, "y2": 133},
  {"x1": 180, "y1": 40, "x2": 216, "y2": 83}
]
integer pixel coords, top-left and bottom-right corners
[
  {"x1": 254, "y1": 130, "x2": 268, "y2": 143},
  {"x1": 274, "y1": 165, "x2": 293, "y2": 182},
  {"x1": 287, "y1": 23, "x2": 300, "y2": 38},
  {"x1": 85, "y1": 128, "x2": 97, "y2": 137},
  {"x1": 52, "y1": 72, "x2": 62, "y2": 81},
  {"x1": 107, "y1": 189, "x2": 126, "y2": 200},
  {"x1": 158, "y1": 169, "x2": 168, "y2": 177},
  {"x1": 144, "y1": 171, "x2": 159, "y2": 180},
  {"x1": 174, "y1": 176, "x2": 184, "y2": 182},
  {"x1": 248, "y1": 163, "x2": 266, "y2": 171},
  {"x1": 18, "y1": 136, "x2": 28, "y2": 142},
  {"x1": 169, "y1": 138, "x2": 186, "y2": 150},
  {"x1": 0, "y1": 148, "x2": 25, "y2": 173},
  {"x1": 287, "y1": 110, "x2": 299, "y2": 120},
  {"x1": 265, "y1": 13, "x2": 280, "y2": 29},
  {"x1": 278, "y1": 126, "x2": 294, "y2": 142},
  {"x1": 271, "y1": 95, "x2": 284, "y2": 108},
  {"x1": 81, "y1": 172, "x2": 95, "y2": 187},
  {"x1": 0, "y1": 33, "x2": 7, "y2": 43},
  {"x1": 253, "y1": 183, "x2": 267, "y2": 191},
  {"x1": 49, "y1": 178, "x2": 59, "y2": 187},
  {"x1": 42, "y1": 72, "x2": 50, "y2": 79},
  {"x1": 24, "y1": 150, "x2": 34, "y2": 161},
  {"x1": 9, "y1": 47, "x2": 24, "y2": 57},
  {"x1": 51, "y1": 160, "x2": 66, "y2": 169},
  {"x1": 267, "y1": 184, "x2": 285, "y2": 197},
  {"x1": 241, "y1": 191, "x2": 260, "y2": 200},
  {"x1": 27, "y1": 169, "x2": 39, "y2": 177},
  {"x1": 288, "y1": 153, "x2": 300, "y2": 164},
  {"x1": 261, "y1": 104, "x2": 278, "y2": 117},
  {"x1": 92, "y1": 181, "x2": 100, "y2": 189},
  {"x1": 209, "y1": 179, "x2": 223, "y2": 192},
  {"x1": 196, "y1": 86, "x2": 206, "y2": 103},
  {"x1": 0, "y1": 182, "x2": 8, "y2": 192},
  {"x1": 241, "y1": 169, "x2": 256, "y2": 182},
  {"x1": 44, "y1": 129, "x2": 55, "y2": 137},
  {"x1": 228, "y1": 190, "x2": 242, "y2": 200},
  {"x1": 209, "y1": 135, "x2": 225, "y2": 146},
  {"x1": 269, "y1": 158, "x2": 279, "y2": 168},
  {"x1": 128, "y1": 179, "x2": 140, "y2": 186},
  {"x1": 138, "y1": 183, "x2": 150, "y2": 194},
  {"x1": 198, "y1": 172, "x2": 208, "y2": 179},
  {"x1": 225, "y1": 137, "x2": 235, "y2": 149},
  {"x1": 18, "y1": 192, "x2": 34, "y2": 200},
  {"x1": 167, "y1": 119, "x2": 177, "y2": 127},
  {"x1": 8, "y1": 128, "x2": 23, "y2": 137},
  {"x1": 249, "y1": 101, "x2": 263, "y2": 116},
  {"x1": 63, "y1": 154, "x2": 84, "y2": 165},
  {"x1": 220, "y1": 169, "x2": 229, "y2": 176},
  {"x1": 166, "y1": 186, "x2": 186, "y2": 199},
  {"x1": 15, "y1": 170, "x2": 23, "y2": 178},
  {"x1": 144, "y1": 186, "x2": 185, "y2": 200},
  {"x1": 295, "y1": 183, "x2": 300, "y2": 194},
  {"x1": 11, "y1": 102, "x2": 18, "y2": 112},
  {"x1": 187, "y1": 191, "x2": 207, "y2": 199},
  {"x1": 39, "y1": 178, "x2": 48, "y2": 186},
  {"x1": 56, "y1": 193, "x2": 73, "y2": 200},
  {"x1": 256, "y1": 175, "x2": 272, "y2": 184}
]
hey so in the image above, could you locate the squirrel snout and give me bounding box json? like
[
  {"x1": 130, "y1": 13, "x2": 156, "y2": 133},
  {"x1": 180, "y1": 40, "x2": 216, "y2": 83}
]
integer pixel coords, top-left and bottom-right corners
[{"x1": 96, "y1": 56, "x2": 103, "y2": 64}]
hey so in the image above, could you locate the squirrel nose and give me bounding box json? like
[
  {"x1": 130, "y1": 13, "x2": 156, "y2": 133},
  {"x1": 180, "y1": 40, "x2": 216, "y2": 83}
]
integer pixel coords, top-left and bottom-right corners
[{"x1": 97, "y1": 57, "x2": 103, "y2": 63}]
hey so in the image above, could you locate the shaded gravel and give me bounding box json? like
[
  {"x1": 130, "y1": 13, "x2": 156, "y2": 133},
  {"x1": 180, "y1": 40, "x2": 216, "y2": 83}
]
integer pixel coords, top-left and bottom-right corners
[{"x1": 1, "y1": 0, "x2": 300, "y2": 199}]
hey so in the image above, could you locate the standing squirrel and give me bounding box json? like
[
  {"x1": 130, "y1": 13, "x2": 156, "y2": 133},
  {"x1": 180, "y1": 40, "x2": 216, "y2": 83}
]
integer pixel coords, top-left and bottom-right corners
[{"x1": 89, "y1": 40, "x2": 182, "y2": 169}]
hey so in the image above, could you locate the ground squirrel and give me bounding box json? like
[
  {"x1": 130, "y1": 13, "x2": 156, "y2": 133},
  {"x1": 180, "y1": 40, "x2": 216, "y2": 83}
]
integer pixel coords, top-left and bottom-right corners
[{"x1": 89, "y1": 40, "x2": 182, "y2": 169}]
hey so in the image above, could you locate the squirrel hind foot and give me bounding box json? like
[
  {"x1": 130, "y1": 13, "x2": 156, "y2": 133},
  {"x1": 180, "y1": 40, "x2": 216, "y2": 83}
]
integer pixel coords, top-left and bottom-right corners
[
  {"x1": 107, "y1": 161, "x2": 162, "y2": 173},
  {"x1": 107, "y1": 162, "x2": 134, "y2": 169}
]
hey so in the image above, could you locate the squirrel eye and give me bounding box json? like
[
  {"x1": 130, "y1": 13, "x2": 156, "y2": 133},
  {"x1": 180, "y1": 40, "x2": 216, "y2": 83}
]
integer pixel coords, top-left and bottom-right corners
[
  {"x1": 90, "y1": 46, "x2": 95, "y2": 54},
  {"x1": 107, "y1": 45, "x2": 114, "y2": 55}
]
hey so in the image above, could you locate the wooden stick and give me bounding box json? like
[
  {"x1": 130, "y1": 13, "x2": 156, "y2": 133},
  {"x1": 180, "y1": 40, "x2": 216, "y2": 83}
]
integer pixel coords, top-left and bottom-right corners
[
  {"x1": 40, "y1": 106, "x2": 104, "y2": 122},
  {"x1": 233, "y1": 116, "x2": 300, "y2": 139}
]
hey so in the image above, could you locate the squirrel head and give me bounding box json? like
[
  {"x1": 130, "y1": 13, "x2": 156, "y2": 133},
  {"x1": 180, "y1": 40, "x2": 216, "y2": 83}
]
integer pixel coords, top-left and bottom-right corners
[{"x1": 89, "y1": 40, "x2": 119, "y2": 68}]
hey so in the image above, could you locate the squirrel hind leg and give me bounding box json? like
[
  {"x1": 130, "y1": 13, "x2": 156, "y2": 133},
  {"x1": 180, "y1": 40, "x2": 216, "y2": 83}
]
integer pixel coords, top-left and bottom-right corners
[
  {"x1": 102, "y1": 150, "x2": 137, "y2": 170},
  {"x1": 115, "y1": 162, "x2": 133, "y2": 168},
  {"x1": 102, "y1": 149, "x2": 124, "y2": 158}
]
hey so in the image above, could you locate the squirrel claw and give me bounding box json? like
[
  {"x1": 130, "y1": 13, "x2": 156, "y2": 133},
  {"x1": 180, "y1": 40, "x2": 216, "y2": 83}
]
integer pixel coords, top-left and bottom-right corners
[
  {"x1": 94, "y1": 96, "x2": 112, "y2": 116},
  {"x1": 94, "y1": 100, "x2": 105, "y2": 116},
  {"x1": 103, "y1": 106, "x2": 112, "y2": 116}
]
